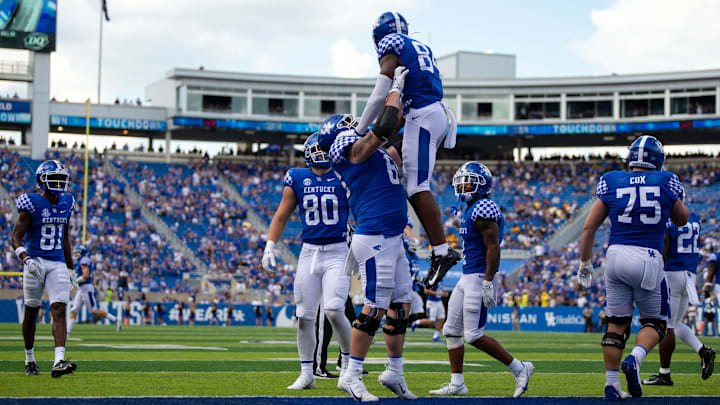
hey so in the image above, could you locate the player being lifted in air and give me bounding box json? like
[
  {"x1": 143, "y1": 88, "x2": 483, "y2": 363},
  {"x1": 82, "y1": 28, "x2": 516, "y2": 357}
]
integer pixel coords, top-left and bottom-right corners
[
  {"x1": 578, "y1": 134, "x2": 690, "y2": 399},
  {"x1": 429, "y1": 162, "x2": 534, "y2": 398},
  {"x1": 318, "y1": 67, "x2": 416, "y2": 401},
  {"x1": 10, "y1": 160, "x2": 78, "y2": 378},
  {"x1": 66, "y1": 244, "x2": 122, "y2": 337},
  {"x1": 357, "y1": 12, "x2": 460, "y2": 288},
  {"x1": 641, "y1": 212, "x2": 715, "y2": 386},
  {"x1": 262, "y1": 133, "x2": 353, "y2": 390}
]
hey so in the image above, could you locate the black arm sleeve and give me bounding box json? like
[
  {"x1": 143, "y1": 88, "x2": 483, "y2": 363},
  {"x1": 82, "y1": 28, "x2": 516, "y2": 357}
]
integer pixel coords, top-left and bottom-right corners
[{"x1": 372, "y1": 105, "x2": 399, "y2": 142}]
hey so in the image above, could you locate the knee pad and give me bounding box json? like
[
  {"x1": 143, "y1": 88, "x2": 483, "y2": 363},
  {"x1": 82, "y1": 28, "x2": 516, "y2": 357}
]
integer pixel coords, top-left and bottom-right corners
[
  {"x1": 640, "y1": 318, "x2": 667, "y2": 342},
  {"x1": 445, "y1": 335, "x2": 463, "y2": 350},
  {"x1": 601, "y1": 316, "x2": 632, "y2": 350},
  {"x1": 383, "y1": 303, "x2": 408, "y2": 335},
  {"x1": 353, "y1": 308, "x2": 380, "y2": 336}
]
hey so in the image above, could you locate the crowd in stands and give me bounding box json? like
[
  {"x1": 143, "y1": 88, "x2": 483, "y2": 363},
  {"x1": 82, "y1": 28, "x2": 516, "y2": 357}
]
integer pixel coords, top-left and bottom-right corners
[
  {"x1": 0, "y1": 148, "x2": 196, "y2": 296},
  {"x1": 2, "y1": 144, "x2": 719, "y2": 309}
]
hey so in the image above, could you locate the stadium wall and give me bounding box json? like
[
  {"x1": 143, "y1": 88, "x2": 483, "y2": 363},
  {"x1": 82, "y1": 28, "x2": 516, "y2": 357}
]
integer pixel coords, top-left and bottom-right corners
[{"x1": 1, "y1": 300, "x2": 714, "y2": 333}]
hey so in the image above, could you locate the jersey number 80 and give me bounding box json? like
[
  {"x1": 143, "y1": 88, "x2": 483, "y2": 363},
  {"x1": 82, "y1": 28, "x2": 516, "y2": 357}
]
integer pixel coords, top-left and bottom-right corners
[{"x1": 303, "y1": 194, "x2": 339, "y2": 226}]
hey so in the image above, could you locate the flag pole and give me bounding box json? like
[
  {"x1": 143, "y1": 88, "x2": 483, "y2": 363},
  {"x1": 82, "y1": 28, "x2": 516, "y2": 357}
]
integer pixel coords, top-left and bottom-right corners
[
  {"x1": 82, "y1": 99, "x2": 91, "y2": 244},
  {"x1": 97, "y1": 0, "x2": 104, "y2": 103}
]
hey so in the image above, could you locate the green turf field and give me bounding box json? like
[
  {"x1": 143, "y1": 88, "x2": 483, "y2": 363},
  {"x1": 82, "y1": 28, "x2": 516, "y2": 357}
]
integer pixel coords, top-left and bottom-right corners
[{"x1": 0, "y1": 323, "x2": 718, "y2": 398}]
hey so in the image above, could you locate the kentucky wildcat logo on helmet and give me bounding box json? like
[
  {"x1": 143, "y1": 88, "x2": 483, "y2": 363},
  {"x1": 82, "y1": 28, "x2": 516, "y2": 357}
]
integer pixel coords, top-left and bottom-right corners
[
  {"x1": 304, "y1": 133, "x2": 331, "y2": 169},
  {"x1": 453, "y1": 162, "x2": 493, "y2": 202},
  {"x1": 626, "y1": 134, "x2": 665, "y2": 170},
  {"x1": 36, "y1": 160, "x2": 70, "y2": 194},
  {"x1": 317, "y1": 114, "x2": 358, "y2": 152},
  {"x1": 372, "y1": 11, "x2": 409, "y2": 50}
]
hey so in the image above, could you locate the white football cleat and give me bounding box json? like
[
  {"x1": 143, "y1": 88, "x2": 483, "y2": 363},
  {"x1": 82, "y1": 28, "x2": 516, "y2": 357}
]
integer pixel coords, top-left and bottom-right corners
[
  {"x1": 378, "y1": 369, "x2": 417, "y2": 400},
  {"x1": 287, "y1": 375, "x2": 315, "y2": 390},
  {"x1": 429, "y1": 382, "x2": 469, "y2": 395},
  {"x1": 513, "y1": 361, "x2": 534, "y2": 398},
  {"x1": 340, "y1": 374, "x2": 379, "y2": 402}
]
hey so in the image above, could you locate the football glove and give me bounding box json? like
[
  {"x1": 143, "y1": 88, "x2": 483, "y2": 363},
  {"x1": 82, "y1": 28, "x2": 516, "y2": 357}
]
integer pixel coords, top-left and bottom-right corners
[
  {"x1": 23, "y1": 258, "x2": 43, "y2": 281},
  {"x1": 261, "y1": 241, "x2": 277, "y2": 274},
  {"x1": 390, "y1": 66, "x2": 409, "y2": 95},
  {"x1": 480, "y1": 280, "x2": 496, "y2": 308},
  {"x1": 577, "y1": 260, "x2": 593, "y2": 288},
  {"x1": 69, "y1": 269, "x2": 79, "y2": 297}
]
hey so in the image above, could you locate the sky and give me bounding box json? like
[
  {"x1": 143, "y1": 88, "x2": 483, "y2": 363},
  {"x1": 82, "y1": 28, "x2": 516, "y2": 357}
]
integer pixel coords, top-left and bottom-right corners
[{"x1": 1, "y1": 0, "x2": 720, "y2": 155}]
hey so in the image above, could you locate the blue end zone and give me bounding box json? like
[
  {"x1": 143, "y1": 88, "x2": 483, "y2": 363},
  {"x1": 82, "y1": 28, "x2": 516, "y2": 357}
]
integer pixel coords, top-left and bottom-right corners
[{"x1": 3, "y1": 397, "x2": 720, "y2": 405}]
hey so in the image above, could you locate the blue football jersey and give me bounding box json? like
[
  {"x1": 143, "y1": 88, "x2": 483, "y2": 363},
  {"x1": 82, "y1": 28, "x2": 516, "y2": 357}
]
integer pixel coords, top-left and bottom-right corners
[
  {"x1": 459, "y1": 198, "x2": 505, "y2": 275},
  {"x1": 329, "y1": 132, "x2": 407, "y2": 237},
  {"x1": 376, "y1": 33, "x2": 443, "y2": 112},
  {"x1": 596, "y1": 170, "x2": 684, "y2": 252},
  {"x1": 665, "y1": 212, "x2": 701, "y2": 272},
  {"x1": 283, "y1": 168, "x2": 349, "y2": 245},
  {"x1": 16, "y1": 193, "x2": 74, "y2": 262},
  {"x1": 75, "y1": 256, "x2": 94, "y2": 286}
]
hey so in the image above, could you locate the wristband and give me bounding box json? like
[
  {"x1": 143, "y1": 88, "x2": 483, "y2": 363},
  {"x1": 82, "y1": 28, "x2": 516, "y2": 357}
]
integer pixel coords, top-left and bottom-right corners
[
  {"x1": 76, "y1": 276, "x2": 86, "y2": 284},
  {"x1": 265, "y1": 240, "x2": 276, "y2": 251},
  {"x1": 705, "y1": 282, "x2": 714, "y2": 288},
  {"x1": 15, "y1": 246, "x2": 27, "y2": 260}
]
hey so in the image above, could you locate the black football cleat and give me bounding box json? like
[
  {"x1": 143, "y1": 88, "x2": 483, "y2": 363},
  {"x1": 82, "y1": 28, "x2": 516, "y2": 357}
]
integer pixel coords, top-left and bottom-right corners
[
  {"x1": 641, "y1": 373, "x2": 673, "y2": 386},
  {"x1": 700, "y1": 345, "x2": 715, "y2": 380},
  {"x1": 425, "y1": 248, "x2": 461, "y2": 288},
  {"x1": 25, "y1": 362, "x2": 39, "y2": 376},
  {"x1": 51, "y1": 359, "x2": 77, "y2": 378},
  {"x1": 314, "y1": 369, "x2": 339, "y2": 379}
]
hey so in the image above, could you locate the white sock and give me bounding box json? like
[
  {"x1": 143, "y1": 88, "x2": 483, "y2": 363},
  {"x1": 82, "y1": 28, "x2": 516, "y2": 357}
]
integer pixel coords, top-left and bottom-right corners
[
  {"x1": 106, "y1": 313, "x2": 117, "y2": 322},
  {"x1": 433, "y1": 330, "x2": 440, "y2": 339},
  {"x1": 432, "y1": 243, "x2": 449, "y2": 256},
  {"x1": 412, "y1": 320, "x2": 421, "y2": 327},
  {"x1": 387, "y1": 355, "x2": 403, "y2": 374},
  {"x1": 348, "y1": 356, "x2": 364, "y2": 378},
  {"x1": 675, "y1": 323, "x2": 704, "y2": 353},
  {"x1": 300, "y1": 361, "x2": 314, "y2": 378},
  {"x1": 297, "y1": 318, "x2": 316, "y2": 376},
  {"x1": 54, "y1": 346, "x2": 65, "y2": 365},
  {"x1": 66, "y1": 318, "x2": 74, "y2": 335},
  {"x1": 25, "y1": 348, "x2": 35, "y2": 365},
  {"x1": 451, "y1": 372, "x2": 464, "y2": 386},
  {"x1": 340, "y1": 351, "x2": 349, "y2": 372},
  {"x1": 659, "y1": 367, "x2": 671, "y2": 374},
  {"x1": 630, "y1": 345, "x2": 648, "y2": 366},
  {"x1": 508, "y1": 358, "x2": 524, "y2": 375},
  {"x1": 606, "y1": 369, "x2": 620, "y2": 386}
]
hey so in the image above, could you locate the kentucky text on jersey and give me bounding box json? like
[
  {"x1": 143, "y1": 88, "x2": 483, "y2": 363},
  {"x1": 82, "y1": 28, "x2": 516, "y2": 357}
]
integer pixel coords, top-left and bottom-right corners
[
  {"x1": 376, "y1": 33, "x2": 443, "y2": 111},
  {"x1": 284, "y1": 168, "x2": 349, "y2": 245},
  {"x1": 16, "y1": 193, "x2": 75, "y2": 262},
  {"x1": 665, "y1": 212, "x2": 701, "y2": 272},
  {"x1": 460, "y1": 198, "x2": 505, "y2": 275},
  {"x1": 596, "y1": 170, "x2": 684, "y2": 252}
]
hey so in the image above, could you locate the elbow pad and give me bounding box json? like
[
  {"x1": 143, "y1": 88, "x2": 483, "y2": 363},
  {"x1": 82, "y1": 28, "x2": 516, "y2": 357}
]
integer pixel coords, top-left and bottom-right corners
[{"x1": 372, "y1": 105, "x2": 399, "y2": 142}]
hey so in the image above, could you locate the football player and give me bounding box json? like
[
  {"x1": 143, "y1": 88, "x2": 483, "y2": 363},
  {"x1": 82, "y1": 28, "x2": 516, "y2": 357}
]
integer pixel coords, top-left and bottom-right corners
[
  {"x1": 67, "y1": 244, "x2": 121, "y2": 337},
  {"x1": 642, "y1": 212, "x2": 714, "y2": 385},
  {"x1": 429, "y1": 162, "x2": 534, "y2": 397},
  {"x1": 262, "y1": 133, "x2": 352, "y2": 391},
  {"x1": 317, "y1": 67, "x2": 417, "y2": 401},
  {"x1": 410, "y1": 284, "x2": 447, "y2": 342},
  {"x1": 11, "y1": 160, "x2": 77, "y2": 377},
  {"x1": 578, "y1": 134, "x2": 689, "y2": 399},
  {"x1": 357, "y1": 12, "x2": 461, "y2": 288}
]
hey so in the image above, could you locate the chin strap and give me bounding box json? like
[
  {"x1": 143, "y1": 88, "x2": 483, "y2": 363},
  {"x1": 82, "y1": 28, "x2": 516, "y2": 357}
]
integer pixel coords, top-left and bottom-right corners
[{"x1": 451, "y1": 197, "x2": 465, "y2": 217}]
